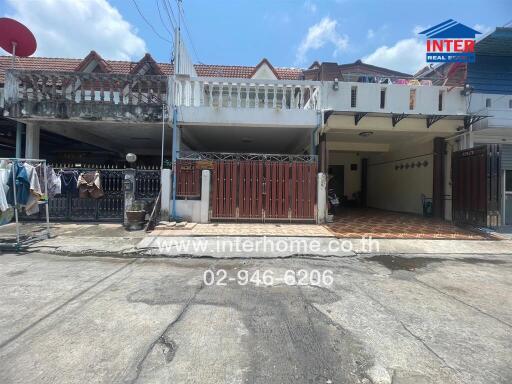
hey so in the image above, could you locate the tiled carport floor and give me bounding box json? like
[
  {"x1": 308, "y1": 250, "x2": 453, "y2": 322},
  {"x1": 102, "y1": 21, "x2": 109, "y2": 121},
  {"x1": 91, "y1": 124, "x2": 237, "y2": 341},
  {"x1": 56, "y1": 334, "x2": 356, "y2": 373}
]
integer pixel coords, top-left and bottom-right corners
[{"x1": 326, "y1": 209, "x2": 488, "y2": 240}]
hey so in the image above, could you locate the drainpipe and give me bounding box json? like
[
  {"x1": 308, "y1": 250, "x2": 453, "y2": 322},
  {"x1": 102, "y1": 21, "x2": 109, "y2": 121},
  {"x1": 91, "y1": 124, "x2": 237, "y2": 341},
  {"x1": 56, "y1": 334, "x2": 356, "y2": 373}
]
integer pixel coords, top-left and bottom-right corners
[{"x1": 171, "y1": 105, "x2": 178, "y2": 220}]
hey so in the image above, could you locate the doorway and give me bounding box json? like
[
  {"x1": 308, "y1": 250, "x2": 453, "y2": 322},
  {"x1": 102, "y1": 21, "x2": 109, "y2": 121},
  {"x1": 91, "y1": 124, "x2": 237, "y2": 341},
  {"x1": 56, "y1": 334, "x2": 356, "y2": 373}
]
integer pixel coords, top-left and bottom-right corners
[{"x1": 329, "y1": 165, "x2": 345, "y2": 200}]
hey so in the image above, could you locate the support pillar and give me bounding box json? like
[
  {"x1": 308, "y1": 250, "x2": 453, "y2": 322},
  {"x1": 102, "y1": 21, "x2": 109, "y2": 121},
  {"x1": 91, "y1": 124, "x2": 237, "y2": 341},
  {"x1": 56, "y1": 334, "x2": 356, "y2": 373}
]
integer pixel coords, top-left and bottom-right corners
[
  {"x1": 319, "y1": 133, "x2": 327, "y2": 174},
  {"x1": 361, "y1": 158, "x2": 368, "y2": 207},
  {"x1": 317, "y1": 172, "x2": 327, "y2": 224},
  {"x1": 160, "y1": 168, "x2": 171, "y2": 221},
  {"x1": 123, "y1": 169, "x2": 136, "y2": 227},
  {"x1": 25, "y1": 123, "x2": 40, "y2": 159},
  {"x1": 433, "y1": 137, "x2": 445, "y2": 218},
  {"x1": 200, "y1": 170, "x2": 210, "y2": 223},
  {"x1": 15, "y1": 122, "x2": 24, "y2": 158}
]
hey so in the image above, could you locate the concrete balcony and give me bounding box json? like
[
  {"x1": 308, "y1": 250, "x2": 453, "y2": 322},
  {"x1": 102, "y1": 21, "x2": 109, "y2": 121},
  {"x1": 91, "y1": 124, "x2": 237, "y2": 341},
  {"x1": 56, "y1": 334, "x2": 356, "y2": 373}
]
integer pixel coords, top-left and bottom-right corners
[
  {"x1": 321, "y1": 80, "x2": 468, "y2": 139},
  {"x1": 3, "y1": 69, "x2": 167, "y2": 122},
  {"x1": 172, "y1": 76, "x2": 321, "y2": 128},
  {"x1": 322, "y1": 80, "x2": 467, "y2": 116}
]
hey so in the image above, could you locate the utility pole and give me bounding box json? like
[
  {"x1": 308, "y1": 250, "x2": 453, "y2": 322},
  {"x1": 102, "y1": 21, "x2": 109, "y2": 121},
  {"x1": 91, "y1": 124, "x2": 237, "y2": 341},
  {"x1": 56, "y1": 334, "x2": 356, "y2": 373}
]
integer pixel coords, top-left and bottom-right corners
[{"x1": 171, "y1": 0, "x2": 182, "y2": 220}]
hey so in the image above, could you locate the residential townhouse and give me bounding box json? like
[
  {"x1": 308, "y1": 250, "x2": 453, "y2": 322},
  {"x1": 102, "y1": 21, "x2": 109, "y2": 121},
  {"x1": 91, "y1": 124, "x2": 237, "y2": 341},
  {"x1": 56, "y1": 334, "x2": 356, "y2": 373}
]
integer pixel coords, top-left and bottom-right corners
[{"x1": 1, "y1": 27, "x2": 510, "y2": 228}]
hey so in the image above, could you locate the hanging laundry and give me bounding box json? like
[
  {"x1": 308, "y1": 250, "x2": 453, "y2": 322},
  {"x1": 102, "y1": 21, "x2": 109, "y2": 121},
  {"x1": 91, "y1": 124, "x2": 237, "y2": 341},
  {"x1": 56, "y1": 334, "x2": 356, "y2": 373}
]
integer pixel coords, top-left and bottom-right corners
[
  {"x1": 0, "y1": 160, "x2": 11, "y2": 212},
  {"x1": 6, "y1": 161, "x2": 30, "y2": 206},
  {"x1": 78, "y1": 171, "x2": 104, "y2": 199},
  {"x1": 60, "y1": 170, "x2": 79, "y2": 195},
  {"x1": 36, "y1": 165, "x2": 61, "y2": 198},
  {"x1": 23, "y1": 162, "x2": 43, "y2": 216},
  {"x1": 48, "y1": 167, "x2": 62, "y2": 197}
]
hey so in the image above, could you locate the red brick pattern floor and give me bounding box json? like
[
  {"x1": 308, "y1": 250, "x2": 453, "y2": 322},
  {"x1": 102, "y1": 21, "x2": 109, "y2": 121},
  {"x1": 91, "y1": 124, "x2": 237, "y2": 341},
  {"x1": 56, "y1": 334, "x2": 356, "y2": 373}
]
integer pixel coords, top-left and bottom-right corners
[{"x1": 326, "y1": 209, "x2": 488, "y2": 240}]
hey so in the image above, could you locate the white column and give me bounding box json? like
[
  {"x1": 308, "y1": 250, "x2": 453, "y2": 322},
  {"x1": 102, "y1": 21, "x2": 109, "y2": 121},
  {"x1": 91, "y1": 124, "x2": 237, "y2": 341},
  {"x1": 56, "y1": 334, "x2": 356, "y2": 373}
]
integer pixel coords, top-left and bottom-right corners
[
  {"x1": 160, "y1": 168, "x2": 171, "y2": 221},
  {"x1": 25, "y1": 123, "x2": 40, "y2": 159},
  {"x1": 317, "y1": 172, "x2": 327, "y2": 224},
  {"x1": 200, "y1": 170, "x2": 210, "y2": 223}
]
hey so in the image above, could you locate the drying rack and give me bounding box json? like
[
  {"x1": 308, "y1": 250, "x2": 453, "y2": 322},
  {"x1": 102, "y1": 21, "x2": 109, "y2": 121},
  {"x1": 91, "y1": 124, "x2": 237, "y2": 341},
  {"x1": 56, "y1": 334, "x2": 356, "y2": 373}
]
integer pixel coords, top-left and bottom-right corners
[{"x1": 0, "y1": 157, "x2": 51, "y2": 251}]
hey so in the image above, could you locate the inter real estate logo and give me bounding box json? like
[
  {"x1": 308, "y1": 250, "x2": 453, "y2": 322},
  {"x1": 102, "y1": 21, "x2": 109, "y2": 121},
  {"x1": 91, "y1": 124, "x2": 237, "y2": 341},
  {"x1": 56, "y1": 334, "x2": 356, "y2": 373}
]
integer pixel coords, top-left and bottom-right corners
[{"x1": 419, "y1": 20, "x2": 481, "y2": 63}]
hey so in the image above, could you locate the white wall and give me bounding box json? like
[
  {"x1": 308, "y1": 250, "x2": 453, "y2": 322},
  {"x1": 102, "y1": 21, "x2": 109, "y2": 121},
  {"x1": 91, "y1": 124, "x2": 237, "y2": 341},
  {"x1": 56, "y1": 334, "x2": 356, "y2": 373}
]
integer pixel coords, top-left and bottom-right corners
[
  {"x1": 366, "y1": 140, "x2": 433, "y2": 215},
  {"x1": 251, "y1": 64, "x2": 278, "y2": 80},
  {"x1": 328, "y1": 151, "x2": 361, "y2": 199},
  {"x1": 468, "y1": 93, "x2": 512, "y2": 131},
  {"x1": 322, "y1": 81, "x2": 466, "y2": 116}
]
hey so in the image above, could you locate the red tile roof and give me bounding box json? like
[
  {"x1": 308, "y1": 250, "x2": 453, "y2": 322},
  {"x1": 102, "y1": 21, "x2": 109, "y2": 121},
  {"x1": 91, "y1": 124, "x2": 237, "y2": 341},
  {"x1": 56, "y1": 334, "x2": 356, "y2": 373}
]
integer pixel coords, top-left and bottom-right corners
[{"x1": 0, "y1": 53, "x2": 303, "y2": 84}]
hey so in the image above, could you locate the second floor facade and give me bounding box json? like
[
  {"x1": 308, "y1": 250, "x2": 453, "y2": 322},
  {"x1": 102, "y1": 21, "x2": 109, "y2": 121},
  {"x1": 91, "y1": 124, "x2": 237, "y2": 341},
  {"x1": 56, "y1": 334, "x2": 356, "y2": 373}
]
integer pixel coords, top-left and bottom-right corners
[{"x1": 0, "y1": 50, "x2": 483, "y2": 130}]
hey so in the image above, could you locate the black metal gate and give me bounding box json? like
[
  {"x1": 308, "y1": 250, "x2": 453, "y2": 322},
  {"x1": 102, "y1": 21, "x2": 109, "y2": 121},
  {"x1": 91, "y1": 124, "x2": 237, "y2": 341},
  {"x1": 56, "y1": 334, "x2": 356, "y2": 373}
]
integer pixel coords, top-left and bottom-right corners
[
  {"x1": 49, "y1": 169, "x2": 124, "y2": 221},
  {"x1": 452, "y1": 145, "x2": 501, "y2": 227},
  {"x1": 21, "y1": 168, "x2": 161, "y2": 223}
]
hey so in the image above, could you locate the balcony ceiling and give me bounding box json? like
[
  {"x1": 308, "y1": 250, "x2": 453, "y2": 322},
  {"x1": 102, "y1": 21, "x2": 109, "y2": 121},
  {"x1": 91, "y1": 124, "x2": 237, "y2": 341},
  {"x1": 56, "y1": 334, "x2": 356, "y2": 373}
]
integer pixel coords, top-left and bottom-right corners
[
  {"x1": 39, "y1": 121, "x2": 172, "y2": 156},
  {"x1": 181, "y1": 125, "x2": 312, "y2": 154},
  {"x1": 326, "y1": 113, "x2": 464, "y2": 133}
]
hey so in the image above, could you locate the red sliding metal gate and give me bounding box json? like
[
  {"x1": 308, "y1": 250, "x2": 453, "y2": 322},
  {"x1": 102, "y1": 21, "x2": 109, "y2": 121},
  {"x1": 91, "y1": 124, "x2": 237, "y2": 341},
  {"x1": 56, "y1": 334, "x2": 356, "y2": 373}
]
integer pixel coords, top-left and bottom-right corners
[{"x1": 201, "y1": 153, "x2": 317, "y2": 222}]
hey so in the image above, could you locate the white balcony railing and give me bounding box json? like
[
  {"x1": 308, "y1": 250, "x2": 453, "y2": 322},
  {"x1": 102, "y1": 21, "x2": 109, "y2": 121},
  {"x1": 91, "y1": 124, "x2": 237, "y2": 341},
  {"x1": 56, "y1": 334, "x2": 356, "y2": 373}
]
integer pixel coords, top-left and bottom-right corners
[{"x1": 171, "y1": 76, "x2": 322, "y2": 110}]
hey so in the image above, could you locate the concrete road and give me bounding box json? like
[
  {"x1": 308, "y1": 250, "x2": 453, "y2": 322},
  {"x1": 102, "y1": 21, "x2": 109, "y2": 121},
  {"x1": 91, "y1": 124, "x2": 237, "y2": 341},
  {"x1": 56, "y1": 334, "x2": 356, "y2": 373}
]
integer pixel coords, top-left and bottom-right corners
[{"x1": 0, "y1": 252, "x2": 510, "y2": 384}]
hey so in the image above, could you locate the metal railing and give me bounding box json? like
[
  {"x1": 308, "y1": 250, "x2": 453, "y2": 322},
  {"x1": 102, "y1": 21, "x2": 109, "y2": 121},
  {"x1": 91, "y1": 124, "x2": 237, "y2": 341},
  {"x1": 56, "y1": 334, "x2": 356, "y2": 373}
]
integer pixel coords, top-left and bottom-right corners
[{"x1": 177, "y1": 151, "x2": 318, "y2": 162}]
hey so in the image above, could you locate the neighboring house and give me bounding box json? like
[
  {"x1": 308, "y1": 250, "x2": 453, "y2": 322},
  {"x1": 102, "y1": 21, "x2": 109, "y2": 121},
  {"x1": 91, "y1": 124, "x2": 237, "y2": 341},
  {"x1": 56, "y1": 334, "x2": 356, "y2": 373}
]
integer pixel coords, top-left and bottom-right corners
[
  {"x1": 3, "y1": 30, "x2": 508, "y2": 226},
  {"x1": 418, "y1": 27, "x2": 512, "y2": 227}
]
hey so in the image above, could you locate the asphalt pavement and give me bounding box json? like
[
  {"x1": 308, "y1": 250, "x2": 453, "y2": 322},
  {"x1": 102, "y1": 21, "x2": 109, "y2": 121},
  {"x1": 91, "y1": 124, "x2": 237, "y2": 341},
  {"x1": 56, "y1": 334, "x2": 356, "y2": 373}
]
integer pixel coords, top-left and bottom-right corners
[{"x1": 0, "y1": 252, "x2": 510, "y2": 384}]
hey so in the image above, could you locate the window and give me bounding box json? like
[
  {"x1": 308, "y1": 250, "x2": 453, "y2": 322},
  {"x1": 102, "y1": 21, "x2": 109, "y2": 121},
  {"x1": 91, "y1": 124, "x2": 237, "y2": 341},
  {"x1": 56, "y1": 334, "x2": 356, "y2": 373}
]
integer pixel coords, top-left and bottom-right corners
[
  {"x1": 380, "y1": 88, "x2": 386, "y2": 109},
  {"x1": 438, "y1": 91, "x2": 444, "y2": 111},
  {"x1": 486, "y1": 98, "x2": 492, "y2": 108},
  {"x1": 351, "y1": 86, "x2": 357, "y2": 108},
  {"x1": 509, "y1": 99, "x2": 512, "y2": 109},
  {"x1": 409, "y1": 89, "x2": 416, "y2": 110}
]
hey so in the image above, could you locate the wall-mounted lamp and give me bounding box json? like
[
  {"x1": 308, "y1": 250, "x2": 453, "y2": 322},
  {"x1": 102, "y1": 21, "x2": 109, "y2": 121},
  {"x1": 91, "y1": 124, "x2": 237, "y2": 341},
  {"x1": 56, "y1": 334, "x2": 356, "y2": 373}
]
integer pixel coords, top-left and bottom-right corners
[
  {"x1": 332, "y1": 78, "x2": 339, "y2": 91},
  {"x1": 460, "y1": 83, "x2": 473, "y2": 96}
]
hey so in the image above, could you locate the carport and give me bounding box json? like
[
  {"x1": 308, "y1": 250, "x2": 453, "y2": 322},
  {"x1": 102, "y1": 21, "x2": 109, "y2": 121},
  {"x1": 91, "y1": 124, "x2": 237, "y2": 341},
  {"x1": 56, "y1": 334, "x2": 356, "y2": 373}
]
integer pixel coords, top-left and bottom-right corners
[{"x1": 321, "y1": 111, "x2": 466, "y2": 219}]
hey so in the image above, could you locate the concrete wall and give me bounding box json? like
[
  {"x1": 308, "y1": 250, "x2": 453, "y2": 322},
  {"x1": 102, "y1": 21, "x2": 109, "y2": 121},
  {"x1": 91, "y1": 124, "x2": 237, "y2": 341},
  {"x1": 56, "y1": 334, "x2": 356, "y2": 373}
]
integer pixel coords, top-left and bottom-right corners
[
  {"x1": 366, "y1": 140, "x2": 433, "y2": 215},
  {"x1": 469, "y1": 92, "x2": 512, "y2": 131},
  {"x1": 321, "y1": 81, "x2": 466, "y2": 115},
  {"x1": 328, "y1": 151, "x2": 361, "y2": 199}
]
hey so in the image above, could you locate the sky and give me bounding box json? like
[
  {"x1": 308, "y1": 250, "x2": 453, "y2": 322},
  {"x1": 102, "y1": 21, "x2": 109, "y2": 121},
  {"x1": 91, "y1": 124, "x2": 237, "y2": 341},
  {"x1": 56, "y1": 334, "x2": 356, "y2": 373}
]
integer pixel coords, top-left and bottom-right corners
[{"x1": 1, "y1": 0, "x2": 510, "y2": 74}]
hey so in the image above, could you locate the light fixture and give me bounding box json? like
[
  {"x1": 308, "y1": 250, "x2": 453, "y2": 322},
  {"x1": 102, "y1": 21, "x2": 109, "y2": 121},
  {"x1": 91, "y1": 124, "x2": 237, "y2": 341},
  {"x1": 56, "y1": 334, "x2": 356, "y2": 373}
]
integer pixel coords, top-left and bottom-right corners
[
  {"x1": 358, "y1": 131, "x2": 373, "y2": 137},
  {"x1": 332, "y1": 77, "x2": 339, "y2": 91},
  {"x1": 126, "y1": 153, "x2": 137, "y2": 163},
  {"x1": 460, "y1": 84, "x2": 473, "y2": 96}
]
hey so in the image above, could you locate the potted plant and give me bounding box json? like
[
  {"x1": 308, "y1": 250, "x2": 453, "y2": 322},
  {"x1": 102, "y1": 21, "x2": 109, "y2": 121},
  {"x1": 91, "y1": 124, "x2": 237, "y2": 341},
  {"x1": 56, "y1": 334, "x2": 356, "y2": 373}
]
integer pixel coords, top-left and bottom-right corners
[{"x1": 126, "y1": 200, "x2": 146, "y2": 224}]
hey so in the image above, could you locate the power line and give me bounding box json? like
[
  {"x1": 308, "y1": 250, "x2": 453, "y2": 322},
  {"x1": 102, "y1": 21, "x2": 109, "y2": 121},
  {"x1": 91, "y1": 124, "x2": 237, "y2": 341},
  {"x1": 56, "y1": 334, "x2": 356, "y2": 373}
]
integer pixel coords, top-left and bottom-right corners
[
  {"x1": 163, "y1": 0, "x2": 178, "y2": 30},
  {"x1": 175, "y1": 0, "x2": 202, "y2": 63},
  {"x1": 130, "y1": 0, "x2": 172, "y2": 44},
  {"x1": 155, "y1": 0, "x2": 174, "y2": 40}
]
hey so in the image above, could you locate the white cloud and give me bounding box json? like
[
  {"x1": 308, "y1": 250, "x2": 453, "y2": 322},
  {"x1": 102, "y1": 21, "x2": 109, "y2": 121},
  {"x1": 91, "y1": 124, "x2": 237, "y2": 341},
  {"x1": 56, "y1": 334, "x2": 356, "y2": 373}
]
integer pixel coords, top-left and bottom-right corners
[
  {"x1": 363, "y1": 38, "x2": 425, "y2": 74},
  {"x1": 473, "y1": 24, "x2": 493, "y2": 36},
  {"x1": 7, "y1": 0, "x2": 147, "y2": 60},
  {"x1": 296, "y1": 17, "x2": 348, "y2": 65},
  {"x1": 413, "y1": 25, "x2": 428, "y2": 35},
  {"x1": 304, "y1": 1, "x2": 317, "y2": 13},
  {"x1": 367, "y1": 29, "x2": 375, "y2": 39}
]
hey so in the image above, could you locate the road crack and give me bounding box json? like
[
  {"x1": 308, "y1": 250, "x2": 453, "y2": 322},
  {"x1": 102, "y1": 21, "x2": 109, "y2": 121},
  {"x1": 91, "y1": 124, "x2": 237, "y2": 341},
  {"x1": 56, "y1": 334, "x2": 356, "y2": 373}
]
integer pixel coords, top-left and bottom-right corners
[{"x1": 127, "y1": 280, "x2": 205, "y2": 384}]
